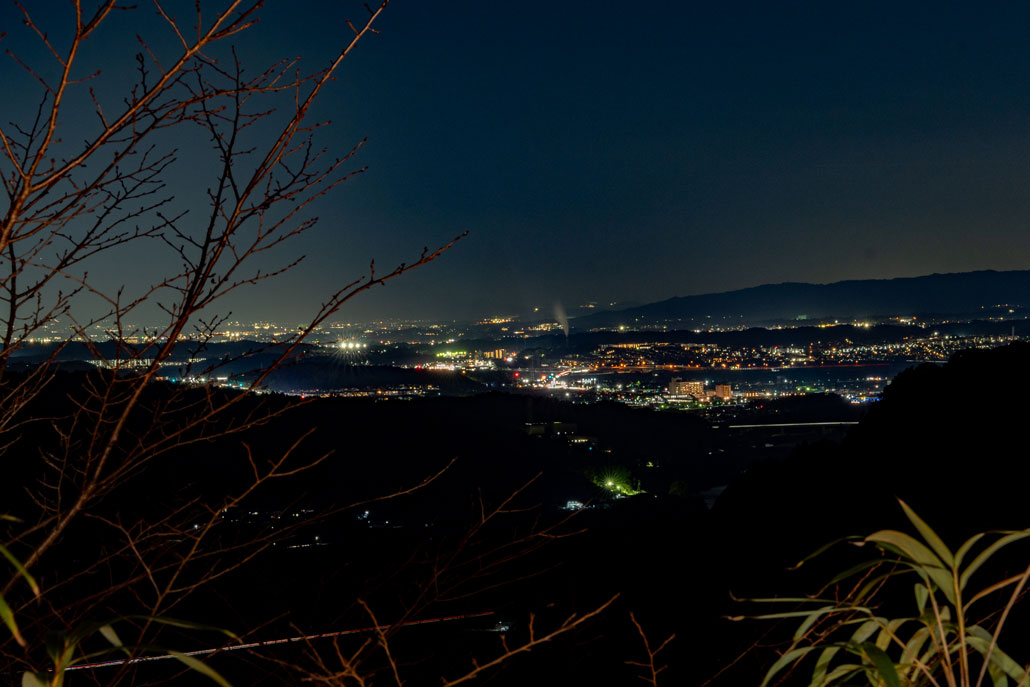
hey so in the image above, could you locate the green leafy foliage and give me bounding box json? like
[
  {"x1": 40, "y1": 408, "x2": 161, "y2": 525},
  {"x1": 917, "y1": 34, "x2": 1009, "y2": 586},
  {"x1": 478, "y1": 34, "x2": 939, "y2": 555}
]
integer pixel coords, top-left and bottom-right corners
[
  {"x1": 735, "y1": 500, "x2": 1030, "y2": 687},
  {"x1": 0, "y1": 527, "x2": 39, "y2": 648},
  {"x1": 11, "y1": 614, "x2": 235, "y2": 686},
  {"x1": 168, "y1": 651, "x2": 232, "y2": 687},
  {"x1": 3, "y1": 507, "x2": 235, "y2": 685}
]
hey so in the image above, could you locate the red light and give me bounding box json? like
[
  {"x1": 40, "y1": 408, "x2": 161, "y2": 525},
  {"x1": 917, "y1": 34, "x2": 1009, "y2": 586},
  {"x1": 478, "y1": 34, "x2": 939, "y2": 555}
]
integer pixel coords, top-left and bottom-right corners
[{"x1": 513, "y1": 372, "x2": 520, "y2": 378}]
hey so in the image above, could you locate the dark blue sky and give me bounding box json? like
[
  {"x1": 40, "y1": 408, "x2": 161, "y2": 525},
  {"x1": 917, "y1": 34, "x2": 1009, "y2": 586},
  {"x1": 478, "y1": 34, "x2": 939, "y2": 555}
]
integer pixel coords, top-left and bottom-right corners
[{"x1": 5, "y1": 1, "x2": 1030, "y2": 322}]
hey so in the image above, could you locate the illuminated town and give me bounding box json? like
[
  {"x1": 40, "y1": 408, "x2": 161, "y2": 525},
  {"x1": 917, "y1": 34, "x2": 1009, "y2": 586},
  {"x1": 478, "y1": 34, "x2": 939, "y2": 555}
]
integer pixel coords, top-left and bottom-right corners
[
  {"x1": 23, "y1": 307, "x2": 1026, "y2": 412},
  {"x1": 5, "y1": 1, "x2": 1030, "y2": 682}
]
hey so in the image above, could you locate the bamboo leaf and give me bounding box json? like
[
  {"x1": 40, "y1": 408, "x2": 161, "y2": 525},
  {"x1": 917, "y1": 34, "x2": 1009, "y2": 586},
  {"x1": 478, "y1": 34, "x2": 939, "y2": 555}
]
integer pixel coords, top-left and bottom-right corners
[
  {"x1": 0, "y1": 592, "x2": 26, "y2": 647},
  {"x1": 855, "y1": 570, "x2": 912, "y2": 605},
  {"x1": 967, "y1": 626, "x2": 1028, "y2": 683},
  {"x1": 168, "y1": 651, "x2": 231, "y2": 687},
  {"x1": 876, "y1": 618, "x2": 908, "y2": 651},
  {"x1": 129, "y1": 616, "x2": 238, "y2": 640},
  {"x1": 897, "y1": 561, "x2": 957, "y2": 608},
  {"x1": 812, "y1": 646, "x2": 840, "y2": 686},
  {"x1": 915, "y1": 582, "x2": 929, "y2": 613},
  {"x1": 898, "y1": 499, "x2": 954, "y2": 567},
  {"x1": 99, "y1": 624, "x2": 123, "y2": 648},
  {"x1": 821, "y1": 560, "x2": 889, "y2": 591},
  {"x1": 45, "y1": 635, "x2": 63, "y2": 663},
  {"x1": 850, "y1": 619, "x2": 880, "y2": 644},
  {"x1": 916, "y1": 643, "x2": 940, "y2": 677},
  {"x1": 866, "y1": 531, "x2": 955, "y2": 604},
  {"x1": 743, "y1": 608, "x2": 863, "y2": 621},
  {"x1": 794, "y1": 606, "x2": 846, "y2": 641},
  {"x1": 964, "y1": 574, "x2": 1024, "y2": 612},
  {"x1": 987, "y1": 661, "x2": 1010, "y2": 687},
  {"x1": 960, "y1": 531, "x2": 1030, "y2": 591},
  {"x1": 954, "y1": 532, "x2": 986, "y2": 570},
  {"x1": 866, "y1": 531, "x2": 943, "y2": 568},
  {"x1": 821, "y1": 663, "x2": 863, "y2": 684},
  {"x1": 790, "y1": 536, "x2": 863, "y2": 570},
  {"x1": 21, "y1": 673, "x2": 45, "y2": 687},
  {"x1": 733, "y1": 596, "x2": 838, "y2": 605},
  {"x1": 862, "y1": 643, "x2": 901, "y2": 687},
  {"x1": 55, "y1": 642, "x2": 76, "y2": 673},
  {"x1": 0, "y1": 544, "x2": 40, "y2": 597},
  {"x1": 899, "y1": 626, "x2": 931, "y2": 681}
]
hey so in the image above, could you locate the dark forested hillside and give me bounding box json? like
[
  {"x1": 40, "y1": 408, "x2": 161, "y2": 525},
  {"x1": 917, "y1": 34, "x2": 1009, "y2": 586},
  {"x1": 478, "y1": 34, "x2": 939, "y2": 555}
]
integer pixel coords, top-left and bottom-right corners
[{"x1": 4, "y1": 343, "x2": 1029, "y2": 684}]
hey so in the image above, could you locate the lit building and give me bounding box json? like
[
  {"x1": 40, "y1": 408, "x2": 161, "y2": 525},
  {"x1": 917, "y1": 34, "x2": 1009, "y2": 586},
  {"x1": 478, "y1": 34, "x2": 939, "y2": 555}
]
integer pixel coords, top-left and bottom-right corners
[
  {"x1": 669, "y1": 378, "x2": 704, "y2": 399},
  {"x1": 714, "y1": 384, "x2": 732, "y2": 400}
]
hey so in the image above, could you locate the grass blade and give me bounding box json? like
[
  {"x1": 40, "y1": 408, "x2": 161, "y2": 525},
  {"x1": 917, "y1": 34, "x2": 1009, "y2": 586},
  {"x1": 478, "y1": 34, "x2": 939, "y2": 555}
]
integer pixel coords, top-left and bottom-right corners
[
  {"x1": 959, "y1": 531, "x2": 1030, "y2": 591},
  {"x1": 99, "y1": 624, "x2": 123, "y2": 648},
  {"x1": 0, "y1": 544, "x2": 40, "y2": 597},
  {"x1": 862, "y1": 643, "x2": 901, "y2": 687},
  {"x1": 954, "y1": 532, "x2": 986, "y2": 570},
  {"x1": 0, "y1": 592, "x2": 26, "y2": 647},
  {"x1": 168, "y1": 651, "x2": 231, "y2": 687},
  {"x1": 967, "y1": 626, "x2": 1028, "y2": 683},
  {"x1": 866, "y1": 531, "x2": 955, "y2": 604},
  {"x1": 129, "y1": 616, "x2": 238, "y2": 640},
  {"x1": 760, "y1": 647, "x2": 815, "y2": 687},
  {"x1": 898, "y1": 499, "x2": 954, "y2": 567}
]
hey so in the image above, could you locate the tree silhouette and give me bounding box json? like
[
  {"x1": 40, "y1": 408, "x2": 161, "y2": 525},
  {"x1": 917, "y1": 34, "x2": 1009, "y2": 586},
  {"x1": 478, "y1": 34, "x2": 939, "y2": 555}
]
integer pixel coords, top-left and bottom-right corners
[{"x1": 0, "y1": 3, "x2": 621, "y2": 683}]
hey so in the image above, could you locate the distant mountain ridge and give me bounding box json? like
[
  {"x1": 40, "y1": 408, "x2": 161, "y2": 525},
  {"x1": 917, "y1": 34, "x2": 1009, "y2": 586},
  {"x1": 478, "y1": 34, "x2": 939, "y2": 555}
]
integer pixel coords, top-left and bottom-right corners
[{"x1": 574, "y1": 270, "x2": 1030, "y2": 328}]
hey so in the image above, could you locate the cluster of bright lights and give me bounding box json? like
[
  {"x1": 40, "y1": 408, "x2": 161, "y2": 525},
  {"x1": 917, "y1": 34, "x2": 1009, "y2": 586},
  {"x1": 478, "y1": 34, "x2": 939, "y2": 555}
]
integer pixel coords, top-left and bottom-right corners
[
  {"x1": 339, "y1": 342, "x2": 367, "y2": 350},
  {"x1": 594, "y1": 468, "x2": 644, "y2": 497}
]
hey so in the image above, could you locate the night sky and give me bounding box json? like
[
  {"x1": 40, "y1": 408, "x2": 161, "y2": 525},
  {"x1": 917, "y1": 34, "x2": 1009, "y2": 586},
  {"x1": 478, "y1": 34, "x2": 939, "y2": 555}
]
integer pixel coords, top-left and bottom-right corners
[{"x1": 5, "y1": 1, "x2": 1030, "y2": 323}]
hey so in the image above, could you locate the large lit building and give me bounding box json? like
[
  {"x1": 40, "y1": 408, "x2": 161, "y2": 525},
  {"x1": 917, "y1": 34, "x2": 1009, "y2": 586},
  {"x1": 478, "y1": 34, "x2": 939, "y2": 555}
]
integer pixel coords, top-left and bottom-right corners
[
  {"x1": 714, "y1": 384, "x2": 732, "y2": 400},
  {"x1": 669, "y1": 378, "x2": 705, "y2": 399}
]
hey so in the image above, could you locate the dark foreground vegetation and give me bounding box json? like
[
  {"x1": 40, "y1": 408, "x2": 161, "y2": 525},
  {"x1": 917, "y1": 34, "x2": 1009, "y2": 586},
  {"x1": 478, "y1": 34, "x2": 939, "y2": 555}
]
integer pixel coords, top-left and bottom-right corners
[{"x1": 3, "y1": 343, "x2": 1029, "y2": 685}]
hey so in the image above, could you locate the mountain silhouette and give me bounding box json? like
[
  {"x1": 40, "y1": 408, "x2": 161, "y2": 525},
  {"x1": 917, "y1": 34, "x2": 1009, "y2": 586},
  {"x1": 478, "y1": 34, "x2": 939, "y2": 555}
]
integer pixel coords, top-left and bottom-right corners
[{"x1": 574, "y1": 269, "x2": 1030, "y2": 328}]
